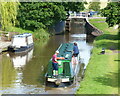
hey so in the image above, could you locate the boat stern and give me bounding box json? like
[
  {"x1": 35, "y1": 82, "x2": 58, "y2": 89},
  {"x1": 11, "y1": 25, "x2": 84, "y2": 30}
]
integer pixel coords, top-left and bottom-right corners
[{"x1": 47, "y1": 77, "x2": 70, "y2": 83}]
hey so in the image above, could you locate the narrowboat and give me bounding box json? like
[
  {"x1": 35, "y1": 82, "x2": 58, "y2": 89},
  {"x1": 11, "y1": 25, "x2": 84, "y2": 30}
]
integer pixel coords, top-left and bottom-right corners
[
  {"x1": 45, "y1": 43, "x2": 80, "y2": 86},
  {"x1": 8, "y1": 33, "x2": 34, "y2": 53}
]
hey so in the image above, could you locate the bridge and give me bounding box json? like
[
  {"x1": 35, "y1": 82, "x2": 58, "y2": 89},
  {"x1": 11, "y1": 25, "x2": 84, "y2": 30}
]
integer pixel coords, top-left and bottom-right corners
[
  {"x1": 68, "y1": 12, "x2": 106, "y2": 22},
  {"x1": 68, "y1": 12, "x2": 89, "y2": 19},
  {"x1": 65, "y1": 12, "x2": 104, "y2": 36},
  {"x1": 65, "y1": 12, "x2": 89, "y2": 32}
]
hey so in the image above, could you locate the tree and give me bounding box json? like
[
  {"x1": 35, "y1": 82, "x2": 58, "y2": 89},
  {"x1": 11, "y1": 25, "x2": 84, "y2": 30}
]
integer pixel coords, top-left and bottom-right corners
[
  {"x1": 89, "y1": 2, "x2": 101, "y2": 11},
  {"x1": 17, "y1": 2, "x2": 66, "y2": 31},
  {"x1": 17, "y1": 2, "x2": 85, "y2": 31},
  {"x1": 62, "y1": 2, "x2": 85, "y2": 12},
  {"x1": 0, "y1": 1, "x2": 19, "y2": 30},
  {"x1": 101, "y1": 2, "x2": 120, "y2": 27}
]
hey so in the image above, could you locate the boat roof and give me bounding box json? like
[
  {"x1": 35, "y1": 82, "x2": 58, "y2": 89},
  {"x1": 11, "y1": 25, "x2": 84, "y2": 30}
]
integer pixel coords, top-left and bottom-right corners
[
  {"x1": 12, "y1": 33, "x2": 32, "y2": 38},
  {"x1": 57, "y1": 43, "x2": 74, "y2": 60}
]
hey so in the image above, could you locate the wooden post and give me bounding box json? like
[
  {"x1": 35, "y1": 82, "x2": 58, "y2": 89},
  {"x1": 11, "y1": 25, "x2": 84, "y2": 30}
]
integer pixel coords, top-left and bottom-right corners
[{"x1": 65, "y1": 19, "x2": 71, "y2": 32}]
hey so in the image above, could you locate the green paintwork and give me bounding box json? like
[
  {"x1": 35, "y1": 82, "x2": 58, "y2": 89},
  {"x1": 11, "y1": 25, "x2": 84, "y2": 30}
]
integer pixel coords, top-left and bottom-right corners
[
  {"x1": 57, "y1": 43, "x2": 73, "y2": 60},
  {"x1": 58, "y1": 61, "x2": 63, "y2": 75},
  {"x1": 46, "y1": 43, "x2": 74, "y2": 78}
]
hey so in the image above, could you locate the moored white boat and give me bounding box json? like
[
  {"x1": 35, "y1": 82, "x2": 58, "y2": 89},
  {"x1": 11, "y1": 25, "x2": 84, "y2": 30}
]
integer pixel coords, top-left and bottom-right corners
[{"x1": 8, "y1": 33, "x2": 34, "y2": 53}]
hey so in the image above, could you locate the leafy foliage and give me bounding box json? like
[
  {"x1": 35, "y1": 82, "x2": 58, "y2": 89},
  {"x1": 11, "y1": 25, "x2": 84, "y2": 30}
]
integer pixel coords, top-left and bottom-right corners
[
  {"x1": 17, "y1": 2, "x2": 66, "y2": 31},
  {"x1": 0, "y1": 1, "x2": 19, "y2": 30},
  {"x1": 89, "y1": 2, "x2": 101, "y2": 11},
  {"x1": 62, "y1": 2, "x2": 85, "y2": 12},
  {"x1": 34, "y1": 28, "x2": 50, "y2": 40},
  {"x1": 17, "y1": 2, "x2": 85, "y2": 31},
  {"x1": 101, "y1": 2, "x2": 120, "y2": 27}
]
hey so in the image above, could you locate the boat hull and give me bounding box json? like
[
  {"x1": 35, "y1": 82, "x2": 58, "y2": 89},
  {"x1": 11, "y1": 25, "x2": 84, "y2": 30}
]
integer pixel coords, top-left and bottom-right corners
[
  {"x1": 8, "y1": 43, "x2": 34, "y2": 54},
  {"x1": 45, "y1": 43, "x2": 80, "y2": 86},
  {"x1": 45, "y1": 58, "x2": 80, "y2": 85}
]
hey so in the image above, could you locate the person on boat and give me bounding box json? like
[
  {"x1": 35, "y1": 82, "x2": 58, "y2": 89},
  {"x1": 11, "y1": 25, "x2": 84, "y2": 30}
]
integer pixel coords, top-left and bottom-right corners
[
  {"x1": 73, "y1": 42, "x2": 79, "y2": 57},
  {"x1": 52, "y1": 50, "x2": 64, "y2": 77},
  {"x1": 72, "y1": 42, "x2": 79, "y2": 64}
]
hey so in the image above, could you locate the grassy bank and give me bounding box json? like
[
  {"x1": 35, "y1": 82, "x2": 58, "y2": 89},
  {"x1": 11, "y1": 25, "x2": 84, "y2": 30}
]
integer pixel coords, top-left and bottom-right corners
[
  {"x1": 76, "y1": 19, "x2": 119, "y2": 94},
  {"x1": 2, "y1": 26, "x2": 50, "y2": 41}
]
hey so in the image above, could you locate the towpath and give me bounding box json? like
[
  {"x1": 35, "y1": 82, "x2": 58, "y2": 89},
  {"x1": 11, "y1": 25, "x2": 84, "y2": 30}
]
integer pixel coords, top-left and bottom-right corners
[{"x1": 0, "y1": 41, "x2": 11, "y2": 54}]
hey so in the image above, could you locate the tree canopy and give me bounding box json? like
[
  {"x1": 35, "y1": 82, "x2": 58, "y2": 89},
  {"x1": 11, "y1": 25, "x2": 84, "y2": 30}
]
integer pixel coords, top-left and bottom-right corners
[
  {"x1": 0, "y1": 1, "x2": 19, "y2": 30},
  {"x1": 101, "y1": 2, "x2": 120, "y2": 27},
  {"x1": 0, "y1": 2, "x2": 85, "y2": 31},
  {"x1": 89, "y1": 2, "x2": 101, "y2": 11},
  {"x1": 62, "y1": 2, "x2": 85, "y2": 12},
  {"x1": 17, "y1": 2, "x2": 66, "y2": 31},
  {"x1": 17, "y1": 2, "x2": 85, "y2": 31}
]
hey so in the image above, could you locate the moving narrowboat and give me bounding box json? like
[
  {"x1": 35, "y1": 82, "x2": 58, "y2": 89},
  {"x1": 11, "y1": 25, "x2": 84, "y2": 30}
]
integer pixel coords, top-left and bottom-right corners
[
  {"x1": 8, "y1": 33, "x2": 34, "y2": 53},
  {"x1": 45, "y1": 43, "x2": 80, "y2": 86}
]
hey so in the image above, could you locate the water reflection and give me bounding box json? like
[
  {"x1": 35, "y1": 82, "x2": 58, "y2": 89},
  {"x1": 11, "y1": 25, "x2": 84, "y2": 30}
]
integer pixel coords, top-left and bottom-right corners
[
  {"x1": 9, "y1": 49, "x2": 33, "y2": 69},
  {"x1": 44, "y1": 83, "x2": 79, "y2": 94},
  {"x1": 1, "y1": 18, "x2": 95, "y2": 94},
  {"x1": 1, "y1": 54, "x2": 16, "y2": 88},
  {"x1": 0, "y1": 49, "x2": 42, "y2": 94},
  {"x1": 70, "y1": 19, "x2": 93, "y2": 69},
  {"x1": 70, "y1": 34, "x2": 93, "y2": 69}
]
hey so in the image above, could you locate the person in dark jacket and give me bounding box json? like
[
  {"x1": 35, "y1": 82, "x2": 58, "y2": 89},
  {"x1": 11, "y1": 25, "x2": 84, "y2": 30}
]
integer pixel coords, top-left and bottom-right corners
[{"x1": 73, "y1": 42, "x2": 79, "y2": 57}]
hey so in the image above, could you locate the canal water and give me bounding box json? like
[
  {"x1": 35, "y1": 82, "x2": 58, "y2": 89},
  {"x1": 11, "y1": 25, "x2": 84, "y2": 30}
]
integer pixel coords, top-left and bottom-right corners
[{"x1": 0, "y1": 19, "x2": 94, "y2": 94}]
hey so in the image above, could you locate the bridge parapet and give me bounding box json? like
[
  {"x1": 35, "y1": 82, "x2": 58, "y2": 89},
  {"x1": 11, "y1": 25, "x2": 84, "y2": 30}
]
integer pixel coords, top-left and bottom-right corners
[
  {"x1": 69, "y1": 12, "x2": 89, "y2": 19},
  {"x1": 66, "y1": 14, "x2": 104, "y2": 36}
]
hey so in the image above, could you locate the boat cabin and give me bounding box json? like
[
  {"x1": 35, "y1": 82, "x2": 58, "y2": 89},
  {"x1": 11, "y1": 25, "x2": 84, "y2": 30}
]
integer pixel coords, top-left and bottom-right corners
[
  {"x1": 8, "y1": 33, "x2": 34, "y2": 53},
  {"x1": 45, "y1": 43, "x2": 80, "y2": 85}
]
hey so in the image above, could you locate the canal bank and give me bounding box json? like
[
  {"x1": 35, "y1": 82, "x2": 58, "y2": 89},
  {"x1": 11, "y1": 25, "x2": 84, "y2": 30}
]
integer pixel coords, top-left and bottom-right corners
[
  {"x1": 0, "y1": 41, "x2": 11, "y2": 54},
  {"x1": 0, "y1": 19, "x2": 66, "y2": 53},
  {"x1": 0, "y1": 17, "x2": 94, "y2": 94},
  {"x1": 76, "y1": 18, "x2": 119, "y2": 94}
]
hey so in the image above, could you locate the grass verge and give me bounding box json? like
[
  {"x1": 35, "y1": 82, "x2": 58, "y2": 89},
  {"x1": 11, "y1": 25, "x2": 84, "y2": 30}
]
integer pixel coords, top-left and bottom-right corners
[
  {"x1": 3, "y1": 26, "x2": 50, "y2": 41},
  {"x1": 76, "y1": 18, "x2": 119, "y2": 94}
]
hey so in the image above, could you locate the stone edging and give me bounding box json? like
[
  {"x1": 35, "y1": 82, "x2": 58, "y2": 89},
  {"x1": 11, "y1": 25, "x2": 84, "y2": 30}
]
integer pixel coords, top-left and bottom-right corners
[{"x1": 85, "y1": 18, "x2": 104, "y2": 36}]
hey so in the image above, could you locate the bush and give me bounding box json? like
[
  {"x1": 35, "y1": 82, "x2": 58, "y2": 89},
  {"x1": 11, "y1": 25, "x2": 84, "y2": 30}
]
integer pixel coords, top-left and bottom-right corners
[
  {"x1": 3, "y1": 26, "x2": 50, "y2": 41},
  {"x1": 33, "y1": 28, "x2": 50, "y2": 40}
]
